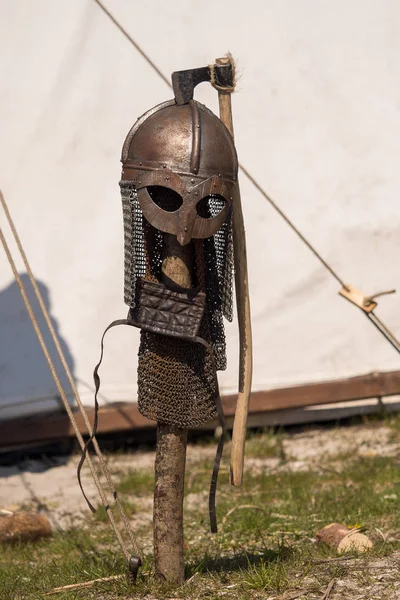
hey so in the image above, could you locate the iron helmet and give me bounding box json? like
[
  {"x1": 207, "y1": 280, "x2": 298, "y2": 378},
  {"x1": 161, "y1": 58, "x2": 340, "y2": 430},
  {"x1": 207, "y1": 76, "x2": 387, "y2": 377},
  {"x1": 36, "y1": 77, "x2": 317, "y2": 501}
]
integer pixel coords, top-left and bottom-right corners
[{"x1": 120, "y1": 99, "x2": 239, "y2": 245}]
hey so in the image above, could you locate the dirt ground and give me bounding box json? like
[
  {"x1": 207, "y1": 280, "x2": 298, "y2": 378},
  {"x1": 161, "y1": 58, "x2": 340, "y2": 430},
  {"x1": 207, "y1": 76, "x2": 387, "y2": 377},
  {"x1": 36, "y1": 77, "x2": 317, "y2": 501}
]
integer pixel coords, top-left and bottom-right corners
[
  {"x1": 1, "y1": 422, "x2": 397, "y2": 524},
  {"x1": 2, "y1": 421, "x2": 400, "y2": 599}
]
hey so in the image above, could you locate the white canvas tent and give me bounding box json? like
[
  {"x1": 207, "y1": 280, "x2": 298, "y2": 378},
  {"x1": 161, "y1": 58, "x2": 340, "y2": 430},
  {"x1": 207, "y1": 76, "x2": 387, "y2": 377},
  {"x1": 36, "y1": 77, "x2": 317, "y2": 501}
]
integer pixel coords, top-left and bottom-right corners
[{"x1": 1, "y1": 0, "x2": 400, "y2": 426}]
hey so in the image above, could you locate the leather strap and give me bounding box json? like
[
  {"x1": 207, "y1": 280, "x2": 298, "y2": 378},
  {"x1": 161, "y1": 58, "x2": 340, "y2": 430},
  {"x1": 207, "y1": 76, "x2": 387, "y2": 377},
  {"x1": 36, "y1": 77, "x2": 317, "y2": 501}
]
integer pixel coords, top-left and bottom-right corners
[
  {"x1": 191, "y1": 335, "x2": 226, "y2": 534},
  {"x1": 77, "y1": 319, "x2": 139, "y2": 512},
  {"x1": 78, "y1": 316, "x2": 225, "y2": 532}
]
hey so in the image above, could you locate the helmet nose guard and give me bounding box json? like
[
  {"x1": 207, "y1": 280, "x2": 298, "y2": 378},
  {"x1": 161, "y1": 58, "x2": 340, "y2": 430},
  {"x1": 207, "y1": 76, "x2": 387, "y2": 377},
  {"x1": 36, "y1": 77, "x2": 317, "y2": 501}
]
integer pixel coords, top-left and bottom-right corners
[{"x1": 177, "y1": 230, "x2": 192, "y2": 247}]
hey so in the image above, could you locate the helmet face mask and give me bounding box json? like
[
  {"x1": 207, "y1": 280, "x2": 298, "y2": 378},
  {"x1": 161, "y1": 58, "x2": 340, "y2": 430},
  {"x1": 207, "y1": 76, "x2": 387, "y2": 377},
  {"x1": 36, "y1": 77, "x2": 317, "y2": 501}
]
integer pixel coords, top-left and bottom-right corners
[
  {"x1": 121, "y1": 99, "x2": 238, "y2": 245},
  {"x1": 135, "y1": 173, "x2": 233, "y2": 246}
]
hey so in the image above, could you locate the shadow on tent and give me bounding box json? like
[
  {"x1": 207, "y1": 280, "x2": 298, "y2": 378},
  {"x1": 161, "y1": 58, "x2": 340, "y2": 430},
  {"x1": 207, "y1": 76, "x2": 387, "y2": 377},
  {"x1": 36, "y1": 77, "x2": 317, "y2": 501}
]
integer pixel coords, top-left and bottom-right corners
[{"x1": 0, "y1": 273, "x2": 76, "y2": 466}]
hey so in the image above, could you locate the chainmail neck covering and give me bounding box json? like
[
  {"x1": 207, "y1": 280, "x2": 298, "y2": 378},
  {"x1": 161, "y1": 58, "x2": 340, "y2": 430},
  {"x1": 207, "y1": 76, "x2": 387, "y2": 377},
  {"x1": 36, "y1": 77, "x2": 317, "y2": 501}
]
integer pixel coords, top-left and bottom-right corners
[{"x1": 120, "y1": 181, "x2": 233, "y2": 427}]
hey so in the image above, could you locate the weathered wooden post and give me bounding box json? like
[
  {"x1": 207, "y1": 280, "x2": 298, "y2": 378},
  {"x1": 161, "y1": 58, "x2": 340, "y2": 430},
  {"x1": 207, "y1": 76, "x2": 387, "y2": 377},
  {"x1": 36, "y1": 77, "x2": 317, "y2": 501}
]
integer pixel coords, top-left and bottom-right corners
[{"x1": 153, "y1": 236, "x2": 193, "y2": 582}]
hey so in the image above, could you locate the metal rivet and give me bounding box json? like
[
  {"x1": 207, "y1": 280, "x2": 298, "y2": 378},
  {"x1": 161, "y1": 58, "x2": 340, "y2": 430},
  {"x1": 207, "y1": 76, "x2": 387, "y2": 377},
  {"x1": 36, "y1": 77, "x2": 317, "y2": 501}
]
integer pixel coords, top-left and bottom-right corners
[
  {"x1": 184, "y1": 227, "x2": 188, "y2": 231},
  {"x1": 191, "y1": 178, "x2": 195, "y2": 184},
  {"x1": 218, "y1": 173, "x2": 222, "y2": 177},
  {"x1": 188, "y1": 190, "x2": 191, "y2": 194},
  {"x1": 163, "y1": 164, "x2": 167, "y2": 169},
  {"x1": 139, "y1": 161, "x2": 142, "y2": 166},
  {"x1": 194, "y1": 191, "x2": 198, "y2": 196},
  {"x1": 166, "y1": 176, "x2": 170, "y2": 181}
]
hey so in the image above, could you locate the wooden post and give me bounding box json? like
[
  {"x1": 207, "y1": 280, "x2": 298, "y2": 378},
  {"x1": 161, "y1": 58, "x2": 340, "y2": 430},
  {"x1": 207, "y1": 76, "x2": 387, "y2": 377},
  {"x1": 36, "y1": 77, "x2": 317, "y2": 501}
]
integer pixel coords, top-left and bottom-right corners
[{"x1": 153, "y1": 235, "x2": 193, "y2": 583}]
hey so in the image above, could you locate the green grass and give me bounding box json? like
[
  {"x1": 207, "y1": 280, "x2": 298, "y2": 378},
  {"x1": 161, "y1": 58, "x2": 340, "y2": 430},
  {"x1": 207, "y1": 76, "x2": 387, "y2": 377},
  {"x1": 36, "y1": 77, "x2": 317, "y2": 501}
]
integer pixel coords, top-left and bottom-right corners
[
  {"x1": 3, "y1": 420, "x2": 400, "y2": 599},
  {"x1": 241, "y1": 557, "x2": 289, "y2": 593},
  {"x1": 93, "y1": 498, "x2": 137, "y2": 523},
  {"x1": 244, "y1": 428, "x2": 287, "y2": 461},
  {"x1": 117, "y1": 469, "x2": 155, "y2": 495},
  {"x1": 0, "y1": 528, "x2": 129, "y2": 600}
]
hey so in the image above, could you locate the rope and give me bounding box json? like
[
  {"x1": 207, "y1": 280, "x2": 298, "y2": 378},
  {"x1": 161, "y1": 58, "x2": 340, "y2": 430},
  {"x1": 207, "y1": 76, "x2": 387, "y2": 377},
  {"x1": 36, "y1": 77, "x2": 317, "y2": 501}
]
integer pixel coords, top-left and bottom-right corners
[
  {"x1": 237, "y1": 165, "x2": 347, "y2": 289},
  {"x1": 0, "y1": 190, "x2": 140, "y2": 564},
  {"x1": 209, "y1": 60, "x2": 235, "y2": 94},
  {"x1": 367, "y1": 313, "x2": 400, "y2": 355},
  {"x1": 91, "y1": 0, "x2": 400, "y2": 357},
  {"x1": 92, "y1": 0, "x2": 170, "y2": 88}
]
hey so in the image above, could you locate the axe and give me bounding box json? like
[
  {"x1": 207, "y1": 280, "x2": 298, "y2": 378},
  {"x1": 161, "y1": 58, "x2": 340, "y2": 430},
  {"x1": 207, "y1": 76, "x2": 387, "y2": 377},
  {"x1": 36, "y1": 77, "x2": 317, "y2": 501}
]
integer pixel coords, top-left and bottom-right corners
[{"x1": 172, "y1": 57, "x2": 253, "y2": 487}]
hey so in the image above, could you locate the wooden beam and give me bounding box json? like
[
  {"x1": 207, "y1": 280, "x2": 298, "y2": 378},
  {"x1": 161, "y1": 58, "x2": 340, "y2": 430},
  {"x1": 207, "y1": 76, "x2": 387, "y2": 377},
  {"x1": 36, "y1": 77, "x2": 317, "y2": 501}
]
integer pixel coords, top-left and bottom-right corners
[
  {"x1": 1, "y1": 369, "x2": 400, "y2": 449},
  {"x1": 0, "y1": 402, "x2": 156, "y2": 448},
  {"x1": 224, "y1": 369, "x2": 400, "y2": 414}
]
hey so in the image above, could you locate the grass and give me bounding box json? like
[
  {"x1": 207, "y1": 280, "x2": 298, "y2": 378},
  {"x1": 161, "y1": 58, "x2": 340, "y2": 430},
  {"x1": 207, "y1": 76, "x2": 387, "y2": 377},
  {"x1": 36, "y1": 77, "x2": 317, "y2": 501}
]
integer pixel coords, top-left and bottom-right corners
[
  {"x1": 0, "y1": 529, "x2": 129, "y2": 600},
  {"x1": 118, "y1": 469, "x2": 155, "y2": 495},
  {"x1": 3, "y1": 417, "x2": 400, "y2": 599},
  {"x1": 241, "y1": 558, "x2": 289, "y2": 593},
  {"x1": 244, "y1": 428, "x2": 287, "y2": 461},
  {"x1": 93, "y1": 498, "x2": 137, "y2": 523}
]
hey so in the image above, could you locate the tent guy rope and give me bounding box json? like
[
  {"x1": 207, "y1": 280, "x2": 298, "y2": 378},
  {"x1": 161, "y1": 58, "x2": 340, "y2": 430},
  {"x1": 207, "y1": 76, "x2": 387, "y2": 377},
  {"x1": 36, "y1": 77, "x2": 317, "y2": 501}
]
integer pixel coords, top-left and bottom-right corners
[
  {"x1": 0, "y1": 189, "x2": 141, "y2": 577},
  {"x1": 92, "y1": 0, "x2": 400, "y2": 360}
]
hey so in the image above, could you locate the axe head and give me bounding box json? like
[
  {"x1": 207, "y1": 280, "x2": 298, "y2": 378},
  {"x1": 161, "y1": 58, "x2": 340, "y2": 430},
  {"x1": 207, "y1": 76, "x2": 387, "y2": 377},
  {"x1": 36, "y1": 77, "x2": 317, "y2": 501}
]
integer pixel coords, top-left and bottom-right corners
[{"x1": 171, "y1": 61, "x2": 233, "y2": 105}]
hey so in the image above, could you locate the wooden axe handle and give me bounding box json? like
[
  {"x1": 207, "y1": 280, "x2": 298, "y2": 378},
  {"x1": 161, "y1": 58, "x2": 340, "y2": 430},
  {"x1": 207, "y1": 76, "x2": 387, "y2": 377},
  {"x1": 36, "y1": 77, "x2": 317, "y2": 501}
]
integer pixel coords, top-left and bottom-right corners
[{"x1": 214, "y1": 57, "x2": 253, "y2": 486}]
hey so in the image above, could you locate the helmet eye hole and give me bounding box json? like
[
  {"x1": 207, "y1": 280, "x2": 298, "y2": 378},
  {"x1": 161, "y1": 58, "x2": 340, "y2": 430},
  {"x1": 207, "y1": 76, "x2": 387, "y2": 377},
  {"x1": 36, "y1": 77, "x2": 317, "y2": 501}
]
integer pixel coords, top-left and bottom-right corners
[
  {"x1": 147, "y1": 186, "x2": 183, "y2": 212},
  {"x1": 196, "y1": 195, "x2": 227, "y2": 219}
]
